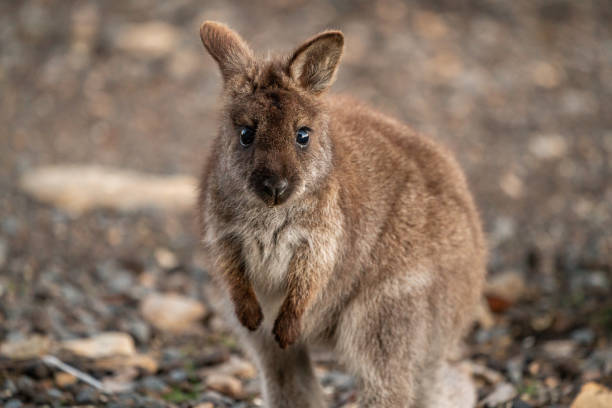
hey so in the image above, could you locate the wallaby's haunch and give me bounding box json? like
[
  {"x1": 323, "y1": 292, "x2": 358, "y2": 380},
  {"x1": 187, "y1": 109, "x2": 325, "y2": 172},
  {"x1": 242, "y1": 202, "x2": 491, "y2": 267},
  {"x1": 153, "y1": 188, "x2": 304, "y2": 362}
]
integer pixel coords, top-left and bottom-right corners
[{"x1": 198, "y1": 21, "x2": 486, "y2": 408}]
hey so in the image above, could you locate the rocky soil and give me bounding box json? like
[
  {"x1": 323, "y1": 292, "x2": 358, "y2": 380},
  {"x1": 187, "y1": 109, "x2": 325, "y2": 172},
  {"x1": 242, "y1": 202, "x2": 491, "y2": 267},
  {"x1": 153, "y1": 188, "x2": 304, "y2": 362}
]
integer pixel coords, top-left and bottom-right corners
[{"x1": 1, "y1": 0, "x2": 611, "y2": 407}]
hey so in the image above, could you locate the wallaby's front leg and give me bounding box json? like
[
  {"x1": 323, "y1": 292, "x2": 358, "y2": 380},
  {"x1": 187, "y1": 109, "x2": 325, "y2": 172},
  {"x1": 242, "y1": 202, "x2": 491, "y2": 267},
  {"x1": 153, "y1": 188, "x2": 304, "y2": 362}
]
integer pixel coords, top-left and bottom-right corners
[
  {"x1": 273, "y1": 242, "x2": 326, "y2": 348},
  {"x1": 217, "y1": 237, "x2": 263, "y2": 331}
]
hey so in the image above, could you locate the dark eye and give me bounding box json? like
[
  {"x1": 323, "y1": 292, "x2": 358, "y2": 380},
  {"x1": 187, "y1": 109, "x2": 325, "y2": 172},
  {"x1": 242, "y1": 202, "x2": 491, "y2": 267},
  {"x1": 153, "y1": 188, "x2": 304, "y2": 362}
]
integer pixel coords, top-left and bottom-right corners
[
  {"x1": 239, "y1": 126, "x2": 255, "y2": 147},
  {"x1": 296, "y1": 127, "x2": 310, "y2": 147}
]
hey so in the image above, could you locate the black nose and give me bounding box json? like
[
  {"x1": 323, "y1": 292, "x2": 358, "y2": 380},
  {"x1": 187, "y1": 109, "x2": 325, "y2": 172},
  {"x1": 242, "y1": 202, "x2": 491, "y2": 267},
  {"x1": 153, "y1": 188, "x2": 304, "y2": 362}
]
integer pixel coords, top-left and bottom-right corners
[{"x1": 263, "y1": 177, "x2": 288, "y2": 199}]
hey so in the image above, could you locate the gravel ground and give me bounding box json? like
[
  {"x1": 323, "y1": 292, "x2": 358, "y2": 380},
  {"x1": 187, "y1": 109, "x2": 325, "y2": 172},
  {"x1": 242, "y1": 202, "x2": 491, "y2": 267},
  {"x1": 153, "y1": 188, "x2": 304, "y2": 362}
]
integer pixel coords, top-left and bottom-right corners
[{"x1": 1, "y1": 1, "x2": 611, "y2": 407}]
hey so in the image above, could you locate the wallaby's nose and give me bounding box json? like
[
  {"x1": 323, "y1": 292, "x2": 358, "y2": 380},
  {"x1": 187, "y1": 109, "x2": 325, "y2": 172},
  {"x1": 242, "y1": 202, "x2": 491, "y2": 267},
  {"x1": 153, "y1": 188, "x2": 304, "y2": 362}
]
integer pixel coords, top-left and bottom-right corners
[{"x1": 263, "y1": 177, "x2": 288, "y2": 200}]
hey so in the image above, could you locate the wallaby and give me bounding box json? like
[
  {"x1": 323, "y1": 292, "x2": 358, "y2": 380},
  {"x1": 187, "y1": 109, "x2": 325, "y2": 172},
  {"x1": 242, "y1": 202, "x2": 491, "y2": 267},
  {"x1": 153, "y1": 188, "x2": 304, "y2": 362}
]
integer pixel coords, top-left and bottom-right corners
[{"x1": 197, "y1": 21, "x2": 486, "y2": 408}]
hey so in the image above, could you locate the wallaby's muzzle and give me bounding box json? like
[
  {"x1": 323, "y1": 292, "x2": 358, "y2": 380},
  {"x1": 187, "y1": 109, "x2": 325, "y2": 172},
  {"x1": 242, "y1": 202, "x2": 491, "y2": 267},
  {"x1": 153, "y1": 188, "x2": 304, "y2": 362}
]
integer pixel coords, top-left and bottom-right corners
[{"x1": 249, "y1": 168, "x2": 293, "y2": 206}]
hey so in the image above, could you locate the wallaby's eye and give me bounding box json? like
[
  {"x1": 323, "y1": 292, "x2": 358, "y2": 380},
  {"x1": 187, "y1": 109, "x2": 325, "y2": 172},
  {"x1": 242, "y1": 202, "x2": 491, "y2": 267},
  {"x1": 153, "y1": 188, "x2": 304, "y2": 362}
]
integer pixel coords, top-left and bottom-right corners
[
  {"x1": 296, "y1": 127, "x2": 310, "y2": 147},
  {"x1": 239, "y1": 126, "x2": 255, "y2": 147}
]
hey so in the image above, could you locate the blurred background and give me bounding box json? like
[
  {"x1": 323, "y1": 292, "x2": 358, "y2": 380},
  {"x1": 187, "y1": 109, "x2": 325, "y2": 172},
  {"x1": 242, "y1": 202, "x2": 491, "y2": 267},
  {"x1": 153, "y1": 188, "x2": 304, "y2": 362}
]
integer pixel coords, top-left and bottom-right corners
[{"x1": 1, "y1": 0, "x2": 611, "y2": 407}]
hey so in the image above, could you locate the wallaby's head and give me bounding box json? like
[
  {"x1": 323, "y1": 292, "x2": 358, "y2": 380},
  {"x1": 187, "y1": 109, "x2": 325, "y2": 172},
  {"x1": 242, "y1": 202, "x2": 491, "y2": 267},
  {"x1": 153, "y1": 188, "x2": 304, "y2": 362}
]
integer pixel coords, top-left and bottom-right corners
[{"x1": 200, "y1": 21, "x2": 343, "y2": 207}]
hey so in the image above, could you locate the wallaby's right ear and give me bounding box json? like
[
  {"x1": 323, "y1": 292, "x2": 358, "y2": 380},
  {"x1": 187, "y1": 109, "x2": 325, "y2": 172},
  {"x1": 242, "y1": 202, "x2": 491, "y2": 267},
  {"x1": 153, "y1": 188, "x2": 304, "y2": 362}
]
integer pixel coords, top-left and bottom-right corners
[{"x1": 200, "y1": 21, "x2": 253, "y2": 82}]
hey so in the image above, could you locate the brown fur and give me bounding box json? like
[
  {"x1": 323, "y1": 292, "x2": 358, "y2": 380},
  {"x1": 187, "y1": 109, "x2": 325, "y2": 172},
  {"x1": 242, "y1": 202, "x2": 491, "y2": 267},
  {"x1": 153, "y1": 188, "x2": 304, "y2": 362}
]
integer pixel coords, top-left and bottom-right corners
[{"x1": 197, "y1": 21, "x2": 486, "y2": 408}]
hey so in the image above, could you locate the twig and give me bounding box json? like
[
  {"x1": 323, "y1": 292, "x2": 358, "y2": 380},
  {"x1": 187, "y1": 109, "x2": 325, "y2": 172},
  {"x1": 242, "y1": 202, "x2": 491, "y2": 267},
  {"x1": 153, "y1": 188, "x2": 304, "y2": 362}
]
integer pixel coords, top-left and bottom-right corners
[{"x1": 41, "y1": 354, "x2": 110, "y2": 393}]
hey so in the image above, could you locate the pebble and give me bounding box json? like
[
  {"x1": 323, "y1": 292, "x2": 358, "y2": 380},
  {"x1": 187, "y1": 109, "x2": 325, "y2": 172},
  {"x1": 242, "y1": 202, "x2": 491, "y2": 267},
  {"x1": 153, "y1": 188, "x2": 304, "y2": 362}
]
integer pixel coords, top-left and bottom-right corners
[
  {"x1": 168, "y1": 368, "x2": 188, "y2": 384},
  {"x1": 529, "y1": 133, "x2": 567, "y2": 160},
  {"x1": 194, "y1": 403, "x2": 214, "y2": 408},
  {"x1": 139, "y1": 376, "x2": 169, "y2": 393},
  {"x1": 571, "y1": 328, "x2": 595, "y2": 346},
  {"x1": 512, "y1": 399, "x2": 533, "y2": 408},
  {"x1": 482, "y1": 382, "x2": 517, "y2": 407},
  {"x1": 154, "y1": 247, "x2": 179, "y2": 270},
  {"x1": 75, "y1": 387, "x2": 99, "y2": 404},
  {"x1": 193, "y1": 348, "x2": 230, "y2": 368},
  {"x1": 198, "y1": 390, "x2": 236, "y2": 406},
  {"x1": 0, "y1": 238, "x2": 7, "y2": 268},
  {"x1": 506, "y1": 356, "x2": 524, "y2": 384},
  {"x1": 127, "y1": 318, "x2": 151, "y2": 344},
  {"x1": 19, "y1": 165, "x2": 197, "y2": 216},
  {"x1": 201, "y1": 355, "x2": 255, "y2": 379},
  {"x1": 95, "y1": 353, "x2": 158, "y2": 374},
  {"x1": 571, "y1": 382, "x2": 612, "y2": 408},
  {"x1": 470, "y1": 362, "x2": 504, "y2": 385},
  {"x1": 4, "y1": 399, "x2": 23, "y2": 408},
  {"x1": 0, "y1": 335, "x2": 53, "y2": 359},
  {"x1": 140, "y1": 293, "x2": 206, "y2": 332},
  {"x1": 485, "y1": 270, "x2": 526, "y2": 304},
  {"x1": 46, "y1": 387, "x2": 63, "y2": 400},
  {"x1": 61, "y1": 332, "x2": 135, "y2": 358},
  {"x1": 542, "y1": 340, "x2": 577, "y2": 360},
  {"x1": 206, "y1": 373, "x2": 244, "y2": 398},
  {"x1": 55, "y1": 372, "x2": 77, "y2": 387},
  {"x1": 115, "y1": 22, "x2": 180, "y2": 58},
  {"x1": 321, "y1": 371, "x2": 355, "y2": 391}
]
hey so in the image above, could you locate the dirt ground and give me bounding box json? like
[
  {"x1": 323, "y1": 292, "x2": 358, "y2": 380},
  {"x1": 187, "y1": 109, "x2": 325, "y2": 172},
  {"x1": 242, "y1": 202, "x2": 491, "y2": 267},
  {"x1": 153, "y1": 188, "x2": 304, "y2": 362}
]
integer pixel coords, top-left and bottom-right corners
[{"x1": 1, "y1": 0, "x2": 611, "y2": 407}]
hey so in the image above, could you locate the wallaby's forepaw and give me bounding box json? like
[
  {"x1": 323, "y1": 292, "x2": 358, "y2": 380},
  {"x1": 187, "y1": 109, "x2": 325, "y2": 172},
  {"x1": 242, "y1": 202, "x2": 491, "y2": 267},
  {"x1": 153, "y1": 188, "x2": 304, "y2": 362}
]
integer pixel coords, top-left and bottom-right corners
[
  {"x1": 273, "y1": 310, "x2": 300, "y2": 348},
  {"x1": 235, "y1": 298, "x2": 263, "y2": 331}
]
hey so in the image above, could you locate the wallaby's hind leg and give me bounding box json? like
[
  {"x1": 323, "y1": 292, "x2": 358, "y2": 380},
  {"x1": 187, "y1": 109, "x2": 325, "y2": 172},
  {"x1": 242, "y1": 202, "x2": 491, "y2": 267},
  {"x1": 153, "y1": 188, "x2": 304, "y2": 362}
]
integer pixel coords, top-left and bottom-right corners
[
  {"x1": 246, "y1": 333, "x2": 325, "y2": 408},
  {"x1": 424, "y1": 361, "x2": 476, "y2": 408},
  {"x1": 336, "y1": 291, "x2": 435, "y2": 407}
]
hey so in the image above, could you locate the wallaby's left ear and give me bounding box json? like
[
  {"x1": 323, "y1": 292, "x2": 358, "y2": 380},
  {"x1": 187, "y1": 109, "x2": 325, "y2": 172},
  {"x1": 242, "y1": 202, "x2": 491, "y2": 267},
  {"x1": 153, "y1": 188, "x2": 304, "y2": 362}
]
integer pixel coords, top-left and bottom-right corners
[{"x1": 288, "y1": 30, "x2": 344, "y2": 94}]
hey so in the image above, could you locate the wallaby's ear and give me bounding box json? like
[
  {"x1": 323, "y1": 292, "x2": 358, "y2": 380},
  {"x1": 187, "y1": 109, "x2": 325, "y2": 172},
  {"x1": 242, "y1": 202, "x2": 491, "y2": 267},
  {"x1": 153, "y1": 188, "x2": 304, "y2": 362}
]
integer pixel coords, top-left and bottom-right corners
[
  {"x1": 288, "y1": 30, "x2": 344, "y2": 94},
  {"x1": 200, "y1": 21, "x2": 253, "y2": 82}
]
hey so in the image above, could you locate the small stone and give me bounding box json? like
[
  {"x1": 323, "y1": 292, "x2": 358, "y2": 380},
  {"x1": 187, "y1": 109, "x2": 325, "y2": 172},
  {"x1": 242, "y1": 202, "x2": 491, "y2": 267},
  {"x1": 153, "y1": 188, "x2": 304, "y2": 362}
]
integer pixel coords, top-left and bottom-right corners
[
  {"x1": 19, "y1": 165, "x2": 197, "y2": 216},
  {"x1": 571, "y1": 328, "x2": 596, "y2": 346},
  {"x1": 512, "y1": 399, "x2": 533, "y2": 408},
  {"x1": 140, "y1": 376, "x2": 169, "y2": 393},
  {"x1": 482, "y1": 382, "x2": 517, "y2": 407},
  {"x1": 95, "y1": 353, "x2": 158, "y2": 374},
  {"x1": 154, "y1": 247, "x2": 179, "y2": 270},
  {"x1": 62, "y1": 332, "x2": 135, "y2": 358},
  {"x1": 4, "y1": 399, "x2": 23, "y2": 408},
  {"x1": 545, "y1": 376, "x2": 559, "y2": 388},
  {"x1": 198, "y1": 390, "x2": 236, "y2": 406},
  {"x1": 168, "y1": 369, "x2": 188, "y2": 384},
  {"x1": 214, "y1": 356, "x2": 256, "y2": 379},
  {"x1": 542, "y1": 340, "x2": 576, "y2": 360},
  {"x1": 115, "y1": 22, "x2": 180, "y2": 58},
  {"x1": 206, "y1": 373, "x2": 244, "y2": 398},
  {"x1": 485, "y1": 270, "x2": 526, "y2": 304},
  {"x1": 571, "y1": 382, "x2": 612, "y2": 408},
  {"x1": 75, "y1": 387, "x2": 99, "y2": 404},
  {"x1": 194, "y1": 403, "x2": 214, "y2": 408},
  {"x1": 470, "y1": 362, "x2": 504, "y2": 385},
  {"x1": 499, "y1": 171, "x2": 524, "y2": 199},
  {"x1": 47, "y1": 387, "x2": 63, "y2": 400},
  {"x1": 1, "y1": 335, "x2": 53, "y2": 359},
  {"x1": 16, "y1": 375, "x2": 35, "y2": 393},
  {"x1": 128, "y1": 319, "x2": 151, "y2": 344},
  {"x1": 321, "y1": 371, "x2": 355, "y2": 391},
  {"x1": 55, "y1": 372, "x2": 77, "y2": 387},
  {"x1": 102, "y1": 367, "x2": 138, "y2": 393},
  {"x1": 506, "y1": 356, "x2": 524, "y2": 384},
  {"x1": 0, "y1": 238, "x2": 7, "y2": 268},
  {"x1": 140, "y1": 293, "x2": 206, "y2": 332},
  {"x1": 528, "y1": 362, "x2": 540, "y2": 376},
  {"x1": 193, "y1": 348, "x2": 230, "y2": 368},
  {"x1": 529, "y1": 133, "x2": 567, "y2": 160},
  {"x1": 530, "y1": 61, "x2": 562, "y2": 88}
]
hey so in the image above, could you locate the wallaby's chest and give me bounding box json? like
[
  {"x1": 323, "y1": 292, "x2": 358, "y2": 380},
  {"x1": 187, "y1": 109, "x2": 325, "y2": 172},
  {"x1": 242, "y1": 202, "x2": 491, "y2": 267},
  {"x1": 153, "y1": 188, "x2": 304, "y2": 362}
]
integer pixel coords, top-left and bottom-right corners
[{"x1": 239, "y1": 216, "x2": 302, "y2": 292}]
